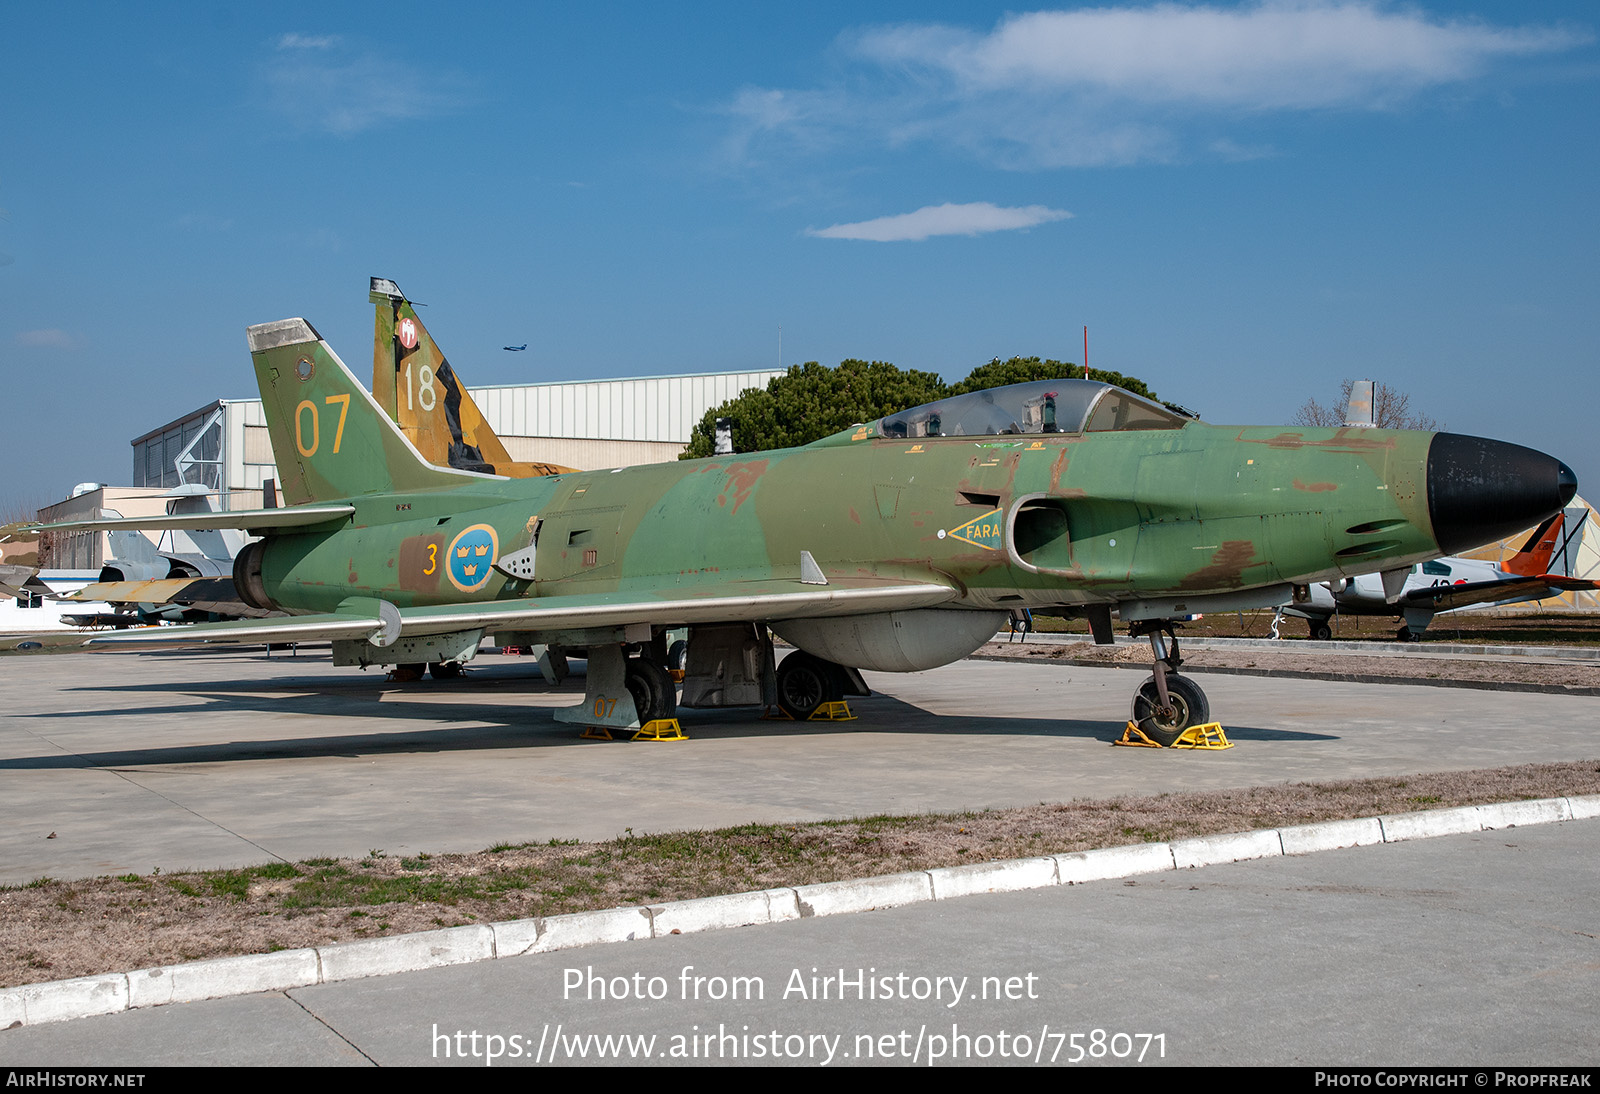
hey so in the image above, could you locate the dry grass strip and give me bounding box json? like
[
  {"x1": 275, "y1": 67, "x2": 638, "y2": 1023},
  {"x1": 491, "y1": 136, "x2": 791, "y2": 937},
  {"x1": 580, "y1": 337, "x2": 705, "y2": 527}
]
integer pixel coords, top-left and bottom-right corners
[{"x1": 4, "y1": 760, "x2": 1597, "y2": 989}]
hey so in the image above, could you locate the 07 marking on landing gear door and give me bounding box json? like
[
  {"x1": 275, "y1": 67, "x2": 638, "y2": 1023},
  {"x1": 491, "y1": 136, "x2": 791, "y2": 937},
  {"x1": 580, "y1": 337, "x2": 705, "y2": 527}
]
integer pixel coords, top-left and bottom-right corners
[{"x1": 946, "y1": 508, "x2": 1004, "y2": 550}]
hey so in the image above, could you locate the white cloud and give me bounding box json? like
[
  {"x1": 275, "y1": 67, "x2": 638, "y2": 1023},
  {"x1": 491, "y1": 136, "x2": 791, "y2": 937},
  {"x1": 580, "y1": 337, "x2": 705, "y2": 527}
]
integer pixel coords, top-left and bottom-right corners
[
  {"x1": 854, "y1": 3, "x2": 1582, "y2": 110},
  {"x1": 809, "y1": 202, "x2": 1072, "y2": 242},
  {"x1": 730, "y1": 3, "x2": 1590, "y2": 169},
  {"x1": 277, "y1": 33, "x2": 340, "y2": 50},
  {"x1": 16, "y1": 329, "x2": 84, "y2": 350},
  {"x1": 263, "y1": 37, "x2": 471, "y2": 136}
]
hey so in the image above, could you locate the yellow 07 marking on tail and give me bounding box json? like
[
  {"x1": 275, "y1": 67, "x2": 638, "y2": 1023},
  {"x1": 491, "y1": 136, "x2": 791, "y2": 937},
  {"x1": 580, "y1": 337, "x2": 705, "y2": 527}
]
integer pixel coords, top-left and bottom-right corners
[
  {"x1": 325, "y1": 394, "x2": 350, "y2": 453},
  {"x1": 294, "y1": 400, "x2": 318, "y2": 457},
  {"x1": 294, "y1": 395, "x2": 352, "y2": 457}
]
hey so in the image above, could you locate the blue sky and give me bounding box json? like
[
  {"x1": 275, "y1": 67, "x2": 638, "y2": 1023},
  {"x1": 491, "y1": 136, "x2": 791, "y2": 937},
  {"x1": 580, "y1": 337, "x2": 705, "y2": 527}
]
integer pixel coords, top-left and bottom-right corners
[{"x1": 3, "y1": 1, "x2": 1597, "y2": 507}]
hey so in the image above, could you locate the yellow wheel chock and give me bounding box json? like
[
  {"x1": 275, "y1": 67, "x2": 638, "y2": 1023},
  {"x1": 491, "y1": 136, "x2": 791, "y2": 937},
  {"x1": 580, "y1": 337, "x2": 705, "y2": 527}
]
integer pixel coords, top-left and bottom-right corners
[
  {"x1": 633, "y1": 718, "x2": 687, "y2": 741},
  {"x1": 762, "y1": 701, "x2": 857, "y2": 721},
  {"x1": 1115, "y1": 721, "x2": 1232, "y2": 749},
  {"x1": 808, "y1": 700, "x2": 856, "y2": 722},
  {"x1": 582, "y1": 719, "x2": 687, "y2": 741}
]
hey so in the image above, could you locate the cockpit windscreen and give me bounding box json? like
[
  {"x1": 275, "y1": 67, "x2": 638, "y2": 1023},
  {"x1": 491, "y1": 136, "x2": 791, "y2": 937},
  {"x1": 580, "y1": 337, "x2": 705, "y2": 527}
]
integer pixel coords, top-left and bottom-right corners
[{"x1": 875, "y1": 379, "x2": 1187, "y2": 439}]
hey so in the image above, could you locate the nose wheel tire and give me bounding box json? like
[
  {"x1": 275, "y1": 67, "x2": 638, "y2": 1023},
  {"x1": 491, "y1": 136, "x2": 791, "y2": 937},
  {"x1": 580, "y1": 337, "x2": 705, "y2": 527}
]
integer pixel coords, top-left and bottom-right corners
[{"x1": 1130, "y1": 674, "x2": 1210, "y2": 747}]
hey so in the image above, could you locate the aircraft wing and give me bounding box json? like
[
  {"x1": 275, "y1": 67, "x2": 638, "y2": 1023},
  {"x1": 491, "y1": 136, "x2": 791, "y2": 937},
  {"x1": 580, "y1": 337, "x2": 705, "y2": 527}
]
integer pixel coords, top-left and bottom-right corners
[
  {"x1": 60, "y1": 577, "x2": 280, "y2": 618},
  {"x1": 1398, "y1": 574, "x2": 1599, "y2": 613},
  {"x1": 76, "y1": 576, "x2": 960, "y2": 650},
  {"x1": 25, "y1": 504, "x2": 355, "y2": 534},
  {"x1": 0, "y1": 564, "x2": 36, "y2": 599}
]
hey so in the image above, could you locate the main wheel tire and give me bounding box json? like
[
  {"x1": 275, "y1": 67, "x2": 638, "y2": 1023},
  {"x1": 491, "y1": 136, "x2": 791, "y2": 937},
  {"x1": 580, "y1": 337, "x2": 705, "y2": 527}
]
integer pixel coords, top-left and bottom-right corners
[
  {"x1": 1130, "y1": 674, "x2": 1210, "y2": 747},
  {"x1": 666, "y1": 639, "x2": 687, "y2": 672},
  {"x1": 643, "y1": 659, "x2": 676, "y2": 720},
  {"x1": 624, "y1": 660, "x2": 663, "y2": 723},
  {"x1": 1310, "y1": 621, "x2": 1333, "y2": 641},
  {"x1": 624, "y1": 659, "x2": 677, "y2": 723},
  {"x1": 776, "y1": 651, "x2": 843, "y2": 720},
  {"x1": 1396, "y1": 626, "x2": 1422, "y2": 642},
  {"x1": 429, "y1": 661, "x2": 463, "y2": 679}
]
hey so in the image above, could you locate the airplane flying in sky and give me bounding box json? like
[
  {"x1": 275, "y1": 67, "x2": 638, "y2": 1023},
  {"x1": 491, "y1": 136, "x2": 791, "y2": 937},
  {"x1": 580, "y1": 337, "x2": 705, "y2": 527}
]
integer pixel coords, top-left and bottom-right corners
[
  {"x1": 503, "y1": 344, "x2": 527, "y2": 352},
  {"x1": 1284, "y1": 507, "x2": 1595, "y2": 640},
  {"x1": 14, "y1": 316, "x2": 1578, "y2": 744}
]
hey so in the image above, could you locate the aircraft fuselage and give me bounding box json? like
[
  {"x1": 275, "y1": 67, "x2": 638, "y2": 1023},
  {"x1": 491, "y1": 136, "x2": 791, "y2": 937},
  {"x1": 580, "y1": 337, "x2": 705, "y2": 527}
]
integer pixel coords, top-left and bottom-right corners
[{"x1": 251, "y1": 420, "x2": 1441, "y2": 622}]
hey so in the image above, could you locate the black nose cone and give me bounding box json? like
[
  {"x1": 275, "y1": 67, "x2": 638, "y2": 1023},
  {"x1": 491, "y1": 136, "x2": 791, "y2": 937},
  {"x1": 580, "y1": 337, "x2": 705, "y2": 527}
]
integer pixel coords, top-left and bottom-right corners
[{"x1": 1428, "y1": 433, "x2": 1577, "y2": 555}]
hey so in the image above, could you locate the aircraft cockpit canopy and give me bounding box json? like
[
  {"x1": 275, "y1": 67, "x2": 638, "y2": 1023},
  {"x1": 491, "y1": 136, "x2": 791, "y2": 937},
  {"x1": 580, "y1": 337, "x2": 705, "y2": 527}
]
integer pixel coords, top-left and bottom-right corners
[{"x1": 875, "y1": 379, "x2": 1189, "y2": 440}]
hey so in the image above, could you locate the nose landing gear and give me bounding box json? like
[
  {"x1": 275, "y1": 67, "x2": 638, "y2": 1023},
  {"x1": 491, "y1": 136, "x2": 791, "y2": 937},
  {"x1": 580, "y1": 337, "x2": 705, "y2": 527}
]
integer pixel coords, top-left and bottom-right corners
[{"x1": 1126, "y1": 621, "x2": 1210, "y2": 747}]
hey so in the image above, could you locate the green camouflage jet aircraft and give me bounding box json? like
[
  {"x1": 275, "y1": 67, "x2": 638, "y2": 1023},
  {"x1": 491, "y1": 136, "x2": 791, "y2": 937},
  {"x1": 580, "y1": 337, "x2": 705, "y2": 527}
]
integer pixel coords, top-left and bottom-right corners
[{"x1": 18, "y1": 317, "x2": 1577, "y2": 743}]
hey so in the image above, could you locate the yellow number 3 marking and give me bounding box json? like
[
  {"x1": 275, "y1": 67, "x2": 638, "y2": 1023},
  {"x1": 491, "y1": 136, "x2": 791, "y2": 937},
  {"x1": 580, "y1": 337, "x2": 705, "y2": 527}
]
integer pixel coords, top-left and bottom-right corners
[{"x1": 424, "y1": 544, "x2": 437, "y2": 576}]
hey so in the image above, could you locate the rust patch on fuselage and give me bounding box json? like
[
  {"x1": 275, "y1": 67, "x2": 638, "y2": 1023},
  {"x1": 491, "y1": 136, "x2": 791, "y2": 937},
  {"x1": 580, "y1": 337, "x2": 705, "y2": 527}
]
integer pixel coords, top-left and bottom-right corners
[
  {"x1": 715, "y1": 460, "x2": 769, "y2": 515},
  {"x1": 1179, "y1": 539, "x2": 1258, "y2": 590},
  {"x1": 1293, "y1": 479, "x2": 1338, "y2": 493},
  {"x1": 1048, "y1": 449, "x2": 1070, "y2": 493}
]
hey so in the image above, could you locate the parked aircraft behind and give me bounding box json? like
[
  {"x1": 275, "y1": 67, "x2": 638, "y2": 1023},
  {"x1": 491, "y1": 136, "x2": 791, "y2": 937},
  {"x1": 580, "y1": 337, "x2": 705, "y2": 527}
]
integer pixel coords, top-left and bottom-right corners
[
  {"x1": 16, "y1": 316, "x2": 1578, "y2": 745},
  {"x1": 0, "y1": 524, "x2": 39, "y2": 599},
  {"x1": 1284, "y1": 507, "x2": 1595, "y2": 640},
  {"x1": 369, "y1": 277, "x2": 575, "y2": 478}
]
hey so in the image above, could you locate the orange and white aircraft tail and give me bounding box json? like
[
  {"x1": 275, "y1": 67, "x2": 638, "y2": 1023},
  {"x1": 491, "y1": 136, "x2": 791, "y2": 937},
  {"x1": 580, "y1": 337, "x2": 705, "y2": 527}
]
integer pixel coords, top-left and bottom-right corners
[{"x1": 1503, "y1": 507, "x2": 1587, "y2": 578}]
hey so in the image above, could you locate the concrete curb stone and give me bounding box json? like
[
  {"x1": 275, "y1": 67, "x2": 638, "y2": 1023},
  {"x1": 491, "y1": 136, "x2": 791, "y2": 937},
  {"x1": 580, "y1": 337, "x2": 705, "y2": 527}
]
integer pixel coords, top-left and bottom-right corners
[
  {"x1": 1171, "y1": 829, "x2": 1283, "y2": 869},
  {"x1": 126, "y1": 949, "x2": 320, "y2": 1009},
  {"x1": 792, "y1": 870, "x2": 933, "y2": 919},
  {"x1": 1278, "y1": 817, "x2": 1385, "y2": 855},
  {"x1": 927, "y1": 856, "x2": 1059, "y2": 899}
]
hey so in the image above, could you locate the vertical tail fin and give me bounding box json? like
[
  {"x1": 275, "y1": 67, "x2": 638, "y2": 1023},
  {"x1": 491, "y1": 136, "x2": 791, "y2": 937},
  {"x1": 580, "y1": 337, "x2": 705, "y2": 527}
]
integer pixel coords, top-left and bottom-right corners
[
  {"x1": 369, "y1": 277, "x2": 576, "y2": 477},
  {"x1": 248, "y1": 318, "x2": 479, "y2": 505},
  {"x1": 1547, "y1": 506, "x2": 1590, "y2": 579},
  {"x1": 1504, "y1": 512, "x2": 1564, "y2": 577}
]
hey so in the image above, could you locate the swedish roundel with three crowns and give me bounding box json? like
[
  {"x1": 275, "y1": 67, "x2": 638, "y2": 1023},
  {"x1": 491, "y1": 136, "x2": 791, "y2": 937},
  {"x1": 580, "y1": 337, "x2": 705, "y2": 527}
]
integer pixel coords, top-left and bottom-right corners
[{"x1": 445, "y1": 523, "x2": 499, "y2": 593}]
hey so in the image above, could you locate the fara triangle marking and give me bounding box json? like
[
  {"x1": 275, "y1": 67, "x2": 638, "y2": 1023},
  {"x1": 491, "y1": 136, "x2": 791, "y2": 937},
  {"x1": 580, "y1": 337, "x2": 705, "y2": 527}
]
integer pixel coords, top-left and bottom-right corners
[{"x1": 946, "y1": 507, "x2": 1003, "y2": 550}]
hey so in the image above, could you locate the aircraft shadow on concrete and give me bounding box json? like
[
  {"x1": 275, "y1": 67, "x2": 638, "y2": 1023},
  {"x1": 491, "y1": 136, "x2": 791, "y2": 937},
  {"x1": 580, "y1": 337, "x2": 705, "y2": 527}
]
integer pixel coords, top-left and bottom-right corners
[{"x1": 5, "y1": 672, "x2": 1334, "y2": 770}]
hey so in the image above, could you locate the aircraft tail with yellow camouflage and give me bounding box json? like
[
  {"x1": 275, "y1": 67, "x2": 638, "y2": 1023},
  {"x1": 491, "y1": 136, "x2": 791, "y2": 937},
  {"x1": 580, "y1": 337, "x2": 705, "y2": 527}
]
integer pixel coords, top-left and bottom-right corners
[{"x1": 369, "y1": 277, "x2": 577, "y2": 478}]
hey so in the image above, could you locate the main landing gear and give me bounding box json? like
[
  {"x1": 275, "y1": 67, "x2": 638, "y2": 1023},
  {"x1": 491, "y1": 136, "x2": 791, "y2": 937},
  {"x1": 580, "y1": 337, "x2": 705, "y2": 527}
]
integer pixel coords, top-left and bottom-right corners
[
  {"x1": 624, "y1": 655, "x2": 677, "y2": 724},
  {"x1": 1126, "y1": 621, "x2": 1210, "y2": 747},
  {"x1": 775, "y1": 650, "x2": 847, "y2": 720}
]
